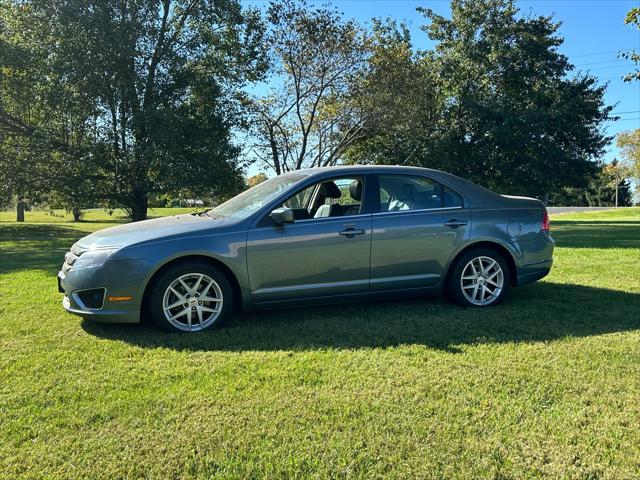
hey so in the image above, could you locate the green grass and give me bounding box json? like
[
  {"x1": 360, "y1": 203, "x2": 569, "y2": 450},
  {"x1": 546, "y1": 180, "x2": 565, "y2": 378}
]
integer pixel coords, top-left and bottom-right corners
[{"x1": 1, "y1": 208, "x2": 639, "y2": 479}]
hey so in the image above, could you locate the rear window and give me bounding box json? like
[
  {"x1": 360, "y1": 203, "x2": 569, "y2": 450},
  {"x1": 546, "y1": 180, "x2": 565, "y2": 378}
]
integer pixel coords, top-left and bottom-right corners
[
  {"x1": 377, "y1": 175, "x2": 463, "y2": 211},
  {"x1": 443, "y1": 186, "x2": 463, "y2": 208}
]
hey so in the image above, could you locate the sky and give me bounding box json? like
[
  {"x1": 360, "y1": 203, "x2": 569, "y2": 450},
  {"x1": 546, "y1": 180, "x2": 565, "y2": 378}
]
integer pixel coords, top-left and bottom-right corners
[{"x1": 242, "y1": 0, "x2": 640, "y2": 176}]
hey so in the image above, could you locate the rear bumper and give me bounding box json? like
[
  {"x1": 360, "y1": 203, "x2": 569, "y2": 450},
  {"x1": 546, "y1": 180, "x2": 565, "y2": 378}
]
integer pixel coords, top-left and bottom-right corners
[
  {"x1": 516, "y1": 259, "x2": 552, "y2": 286},
  {"x1": 514, "y1": 231, "x2": 554, "y2": 286}
]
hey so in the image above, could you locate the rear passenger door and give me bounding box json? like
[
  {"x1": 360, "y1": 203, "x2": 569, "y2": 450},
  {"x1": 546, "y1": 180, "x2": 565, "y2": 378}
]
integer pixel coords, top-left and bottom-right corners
[{"x1": 370, "y1": 174, "x2": 470, "y2": 291}]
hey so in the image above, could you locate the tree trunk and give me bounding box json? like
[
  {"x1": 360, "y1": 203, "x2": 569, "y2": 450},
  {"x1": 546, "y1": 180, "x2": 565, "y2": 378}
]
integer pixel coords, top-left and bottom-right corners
[
  {"x1": 542, "y1": 192, "x2": 549, "y2": 207},
  {"x1": 72, "y1": 207, "x2": 81, "y2": 222},
  {"x1": 130, "y1": 192, "x2": 148, "y2": 222},
  {"x1": 16, "y1": 199, "x2": 25, "y2": 222},
  {"x1": 268, "y1": 125, "x2": 281, "y2": 175}
]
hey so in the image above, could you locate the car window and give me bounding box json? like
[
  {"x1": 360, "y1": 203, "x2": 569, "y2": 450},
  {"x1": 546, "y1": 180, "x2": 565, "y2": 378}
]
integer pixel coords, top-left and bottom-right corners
[
  {"x1": 378, "y1": 175, "x2": 462, "y2": 212},
  {"x1": 209, "y1": 173, "x2": 307, "y2": 219},
  {"x1": 284, "y1": 184, "x2": 316, "y2": 210},
  {"x1": 443, "y1": 186, "x2": 463, "y2": 208},
  {"x1": 380, "y1": 187, "x2": 391, "y2": 206},
  {"x1": 281, "y1": 176, "x2": 364, "y2": 220}
]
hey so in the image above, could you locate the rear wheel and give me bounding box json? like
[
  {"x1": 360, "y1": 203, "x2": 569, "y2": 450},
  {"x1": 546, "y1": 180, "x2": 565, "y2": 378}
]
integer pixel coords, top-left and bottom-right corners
[
  {"x1": 447, "y1": 249, "x2": 510, "y2": 307},
  {"x1": 149, "y1": 262, "x2": 233, "y2": 332}
]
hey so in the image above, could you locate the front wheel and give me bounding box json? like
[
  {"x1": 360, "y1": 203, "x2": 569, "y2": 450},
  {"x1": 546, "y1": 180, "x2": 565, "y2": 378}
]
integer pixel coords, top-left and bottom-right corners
[
  {"x1": 148, "y1": 262, "x2": 233, "y2": 332},
  {"x1": 447, "y1": 249, "x2": 510, "y2": 307}
]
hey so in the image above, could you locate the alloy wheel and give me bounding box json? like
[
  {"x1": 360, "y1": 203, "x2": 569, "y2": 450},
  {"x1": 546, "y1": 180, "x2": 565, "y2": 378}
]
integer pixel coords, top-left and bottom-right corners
[
  {"x1": 460, "y1": 256, "x2": 504, "y2": 306},
  {"x1": 162, "y1": 273, "x2": 223, "y2": 331}
]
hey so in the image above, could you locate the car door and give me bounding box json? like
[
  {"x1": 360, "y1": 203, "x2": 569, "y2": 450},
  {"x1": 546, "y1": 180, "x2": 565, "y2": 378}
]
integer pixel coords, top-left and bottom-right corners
[
  {"x1": 246, "y1": 175, "x2": 372, "y2": 303},
  {"x1": 370, "y1": 174, "x2": 470, "y2": 291}
]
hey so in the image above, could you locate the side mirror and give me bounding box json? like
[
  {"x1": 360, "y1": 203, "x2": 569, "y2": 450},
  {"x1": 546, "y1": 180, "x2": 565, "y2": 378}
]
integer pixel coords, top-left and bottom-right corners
[{"x1": 270, "y1": 207, "x2": 294, "y2": 225}]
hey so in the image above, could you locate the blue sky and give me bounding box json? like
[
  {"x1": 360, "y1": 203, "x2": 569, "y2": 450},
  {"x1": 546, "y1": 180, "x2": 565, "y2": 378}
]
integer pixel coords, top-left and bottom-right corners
[{"x1": 243, "y1": 0, "x2": 640, "y2": 176}]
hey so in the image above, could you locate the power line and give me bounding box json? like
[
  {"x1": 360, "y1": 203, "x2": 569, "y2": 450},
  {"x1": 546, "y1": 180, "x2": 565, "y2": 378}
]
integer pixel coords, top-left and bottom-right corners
[
  {"x1": 598, "y1": 75, "x2": 638, "y2": 81},
  {"x1": 571, "y1": 49, "x2": 632, "y2": 58},
  {"x1": 579, "y1": 63, "x2": 637, "y2": 71},
  {"x1": 575, "y1": 59, "x2": 631, "y2": 67},
  {"x1": 611, "y1": 110, "x2": 640, "y2": 115}
]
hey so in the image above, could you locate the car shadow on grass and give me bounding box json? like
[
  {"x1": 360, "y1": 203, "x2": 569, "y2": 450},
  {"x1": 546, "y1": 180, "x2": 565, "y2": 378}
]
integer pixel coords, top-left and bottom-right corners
[{"x1": 82, "y1": 282, "x2": 640, "y2": 352}]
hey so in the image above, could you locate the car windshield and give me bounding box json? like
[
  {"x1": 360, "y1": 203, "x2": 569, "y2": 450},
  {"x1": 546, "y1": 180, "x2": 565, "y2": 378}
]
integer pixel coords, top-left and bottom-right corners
[{"x1": 207, "y1": 173, "x2": 308, "y2": 219}]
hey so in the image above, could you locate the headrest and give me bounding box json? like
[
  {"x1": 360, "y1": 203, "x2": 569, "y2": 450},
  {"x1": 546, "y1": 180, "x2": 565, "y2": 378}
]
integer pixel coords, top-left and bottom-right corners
[
  {"x1": 319, "y1": 181, "x2": 341, "y2": 199},
  {"x1": 400, "y1": 183, "x2": 416, "y2": 201},
  {"x1": 349, "y1": 179, "x2": 362, "y2": 201}
]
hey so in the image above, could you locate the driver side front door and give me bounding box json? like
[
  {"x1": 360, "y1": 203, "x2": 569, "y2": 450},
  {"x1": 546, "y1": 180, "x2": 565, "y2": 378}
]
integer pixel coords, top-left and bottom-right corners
[{"x1": 246, "y1": 175, "x2": 372, "y2": 303}]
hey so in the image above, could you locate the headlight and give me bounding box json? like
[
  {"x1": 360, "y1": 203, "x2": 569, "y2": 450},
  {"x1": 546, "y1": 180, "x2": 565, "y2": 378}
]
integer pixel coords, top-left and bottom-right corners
[{"x1": 72, "y1": 248, "x2": 118, "y2": 269}]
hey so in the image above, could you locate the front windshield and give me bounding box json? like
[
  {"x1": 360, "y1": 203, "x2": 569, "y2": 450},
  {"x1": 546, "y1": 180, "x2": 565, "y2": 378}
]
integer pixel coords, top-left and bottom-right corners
[{"x1": 208, "y1": 173, "x2": 308, "y2": 219}]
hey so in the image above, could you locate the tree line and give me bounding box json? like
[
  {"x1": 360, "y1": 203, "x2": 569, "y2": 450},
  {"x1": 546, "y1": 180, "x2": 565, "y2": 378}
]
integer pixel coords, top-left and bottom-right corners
[{"x1": 0, "y1": 0, "x2": 637, "y2": 222}]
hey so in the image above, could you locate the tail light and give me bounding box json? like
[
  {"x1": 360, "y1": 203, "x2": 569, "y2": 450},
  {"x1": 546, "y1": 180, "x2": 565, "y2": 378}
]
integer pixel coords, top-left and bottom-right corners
[{"x1": 541, "y1": 209, "x2": 550, "y2": 231}]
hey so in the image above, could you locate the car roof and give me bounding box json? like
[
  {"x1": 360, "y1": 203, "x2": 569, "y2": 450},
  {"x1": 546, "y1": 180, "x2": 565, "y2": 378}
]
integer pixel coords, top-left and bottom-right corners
[{"x1": 295, "y1": 164, "x2": 439, "y2": 175}]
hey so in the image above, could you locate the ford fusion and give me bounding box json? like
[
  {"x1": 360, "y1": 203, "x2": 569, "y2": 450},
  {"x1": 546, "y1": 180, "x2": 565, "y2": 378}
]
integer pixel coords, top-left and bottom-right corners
[{"x1": 58, "y1": 166, "x2": 554, "y2": 332}]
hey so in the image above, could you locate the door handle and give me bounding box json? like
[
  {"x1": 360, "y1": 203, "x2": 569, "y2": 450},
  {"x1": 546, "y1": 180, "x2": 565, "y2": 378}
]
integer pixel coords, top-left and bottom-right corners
[
  {"x1": 444, "y1": 219, "x2": 467, "y2": 228},
  {"x1": 339, "y1": 228, "x2": 365, "y2": 238}
]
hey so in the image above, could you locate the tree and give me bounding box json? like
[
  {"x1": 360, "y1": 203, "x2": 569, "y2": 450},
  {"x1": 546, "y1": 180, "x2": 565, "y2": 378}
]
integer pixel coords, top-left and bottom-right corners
[
  {"x1": 1, "y1": 1, "x2": 116, "y2": 222},
  {"x1": 246, "y1": 0, "x2": 370, "y2": 174},
  {"x1": 247, "y1": 173, "x2": 268, "y2": 187},
  {"x1": 422, "y1": 0, "x2": 612, "y2": 201},
  {"x1": 617, "y1": 129, "x2": 640, "y2": 202},
  {"x1": 587, "y1": 162, "x2": 632, "y2": 207},
  {"x1": 616, "y1": 130, "x2": 640, "y2": 179},
  {"x1": 0, "y1": 4, "x2": 53, "y2": 221},
  {"x1": 1, "y1": 0, "x2": 266, "y2": 221},
  {"x1": 551, "y1": 162, "x2": 632, "y2": 207},
  {"x1": 602, "y1": 161, "x2": 631, "y2": 207},
  {"x1": 622, "y1": 7, "x2": 640, "y2": 82},
  {"x1": 48, "y1": 151, "x2": 104, "y2": 221},
  {"x1": 343, "y1": 19, "x2": 440, "y2": 168},
  {"x1": 347, "y1": 0, "x2": 613, "y2": 202}
]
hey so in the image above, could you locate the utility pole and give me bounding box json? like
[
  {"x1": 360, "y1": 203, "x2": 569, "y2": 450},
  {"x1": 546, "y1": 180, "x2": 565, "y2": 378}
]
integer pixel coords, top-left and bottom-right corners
[
  {"x1": 611, "y1": 158, "x2": 620, "y2": 208},
  {"x1": 615, "y1": 168, "x2": 620, "y2": 208}
]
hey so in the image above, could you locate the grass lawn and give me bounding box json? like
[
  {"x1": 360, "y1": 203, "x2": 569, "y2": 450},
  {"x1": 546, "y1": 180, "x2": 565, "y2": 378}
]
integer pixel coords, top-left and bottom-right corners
[
  {"x1": 0, "y1": 207, "x2": 203, "y2": 224},
  {"x1": 1, "y1": 207, "x2": 639, "y2": 479}
]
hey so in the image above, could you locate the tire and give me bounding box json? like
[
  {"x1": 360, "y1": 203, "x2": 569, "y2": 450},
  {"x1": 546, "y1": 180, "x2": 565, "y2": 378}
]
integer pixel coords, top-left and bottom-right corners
[
  {"x1": 447, "y1": 248, "x2": 511, "y2": 307},
  {"x1": 148, "y1": 262, "x2": 233, "y2": 332}
]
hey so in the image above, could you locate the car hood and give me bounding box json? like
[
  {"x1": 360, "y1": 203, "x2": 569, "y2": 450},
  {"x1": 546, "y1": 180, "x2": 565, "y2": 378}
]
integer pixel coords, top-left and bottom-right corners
[{"x1": 73, "y1": 214, "x2": 237, "y2": 252}]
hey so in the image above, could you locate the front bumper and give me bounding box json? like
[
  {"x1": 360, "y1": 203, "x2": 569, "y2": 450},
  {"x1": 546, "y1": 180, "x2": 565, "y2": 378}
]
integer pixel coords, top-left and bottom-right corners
[
  {"x1": 61, "y1": 292, "x2": 138, "y2": 323},
  {"x1": 57, "y1": 258, "x2": 153, "y2": 324}
]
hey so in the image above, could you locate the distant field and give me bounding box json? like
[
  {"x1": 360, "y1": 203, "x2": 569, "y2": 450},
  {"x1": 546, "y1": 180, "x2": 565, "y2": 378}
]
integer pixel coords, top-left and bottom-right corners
[
  {"x1": 0, "y1": 208, "x2": 639, "y2": 479},
  {"x1": 0, "y1": 207, "x2": 204, "y2": 224},
  {"x1": 547, "y1": 206, "x2": 633, "y2": 215}
]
